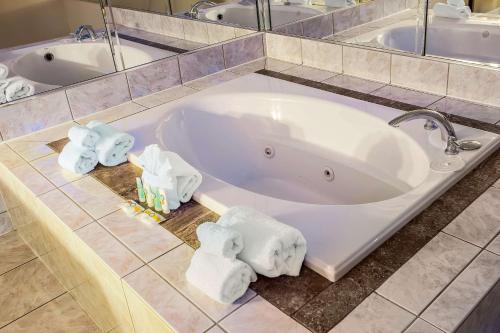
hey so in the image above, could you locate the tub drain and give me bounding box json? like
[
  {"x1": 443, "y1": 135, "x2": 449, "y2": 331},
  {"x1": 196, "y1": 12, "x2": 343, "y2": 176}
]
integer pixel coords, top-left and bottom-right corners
[
  {"x1": 264, "y1": 146, "x2": 275, "y2": 158},
  {"x1": 322, "y1": 167, "x2": 335, "y2": 181}
]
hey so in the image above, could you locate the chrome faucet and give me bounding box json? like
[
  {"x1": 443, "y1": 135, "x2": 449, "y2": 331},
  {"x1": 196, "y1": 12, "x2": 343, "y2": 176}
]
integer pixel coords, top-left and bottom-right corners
[
  {"x1": 388, "y1": 109, "x2": 461, "y2": 155},
  {"x1": 74, "y1": 25, "x2": 98, "y2": 42},
  {"x1": 188, "y1": 0, "x2": 217, "y2": 18}
]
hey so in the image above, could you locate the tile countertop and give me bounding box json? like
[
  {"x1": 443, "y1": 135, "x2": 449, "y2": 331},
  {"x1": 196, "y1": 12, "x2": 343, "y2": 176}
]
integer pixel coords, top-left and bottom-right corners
[{"x1": 1, "y1": 58, "x2": 500, "y2": 333}]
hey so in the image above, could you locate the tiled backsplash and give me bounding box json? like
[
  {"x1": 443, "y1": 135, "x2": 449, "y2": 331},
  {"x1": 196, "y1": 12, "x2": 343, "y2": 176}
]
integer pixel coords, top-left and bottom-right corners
[{"x1": 0, "y1": 33, "x2": 265, "y2": 141}]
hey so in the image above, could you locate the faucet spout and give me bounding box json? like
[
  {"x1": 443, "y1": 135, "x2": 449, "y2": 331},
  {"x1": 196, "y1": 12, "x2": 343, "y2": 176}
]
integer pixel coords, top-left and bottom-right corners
[
  {"x1": 188, "y1": 0, "x2": 217, "y2": 18},
  {"x1": 74, "y1": 25, "x2": 97, "y2": 42}
]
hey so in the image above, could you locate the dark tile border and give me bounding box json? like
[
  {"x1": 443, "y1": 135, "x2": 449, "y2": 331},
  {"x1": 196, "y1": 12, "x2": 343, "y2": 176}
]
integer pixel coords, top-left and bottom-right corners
[{"x1": 112, "y1": 32, "x2": 189, "y2": 54}]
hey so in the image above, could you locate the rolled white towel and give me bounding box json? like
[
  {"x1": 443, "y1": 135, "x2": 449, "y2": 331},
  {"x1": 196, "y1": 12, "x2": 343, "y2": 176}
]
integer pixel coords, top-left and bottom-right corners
[
  {"x1": 68, "y1": 125, "x2": 100, "y2": 150},
  {"x1": 0, "y1": 64, "x2": 8, "y2": 80},
  {"x1": 164, "y1": 151, "x2": 202, "y2": 203},
  {"x1": 218, "y1": 206, "x2": 307, "y2": 277},
  {"x1": 87, "y1": 120, "x2": 135, "y2": 166},
  {"x1": 186, "y1": 250, "x2": 257, "y2": 304},
  {"x1": 58, "y1": 142, "x2": 98, "y2": 174},
  {"x1": 0, "y1": 80, "x2": 9, "y2": 104},
  {"x1": 5, "y1": 79, "x2": 35, "y2": 102},
  {"x1": 196, "y1": 222, "x2": 244, "y2": 259}
]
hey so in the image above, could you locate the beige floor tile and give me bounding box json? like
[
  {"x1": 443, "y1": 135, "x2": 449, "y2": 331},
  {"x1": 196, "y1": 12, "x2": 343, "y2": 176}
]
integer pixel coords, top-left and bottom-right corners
[
  {"x1": 60, "y1": 177, "x2": 123, "y2": 219},
  {"x1": 282, "y1": 65, "x2": 338, "y2": 82},
  {"x1": 404, "y1": 319, "x2": 444, "y2": 333},
  {"x1": 487, "y1": 233, "x2": 500, "y2": 255},
  {"x1": 0, "y1": 213, "x2": 12, "y2": 237},
  {"x1": 220, "y1": 296, "x2": 309, "y2": 333},
  {"x1": 9, "y1": 164, "x2": 55, "y2": 196},
  {"x1": 0, "y1": 194, "x2": 5, "y2": 213},
  {"x1": 150, "y1": 244, "x2": 255, "y2": 321},
  {"x1": 206, "y1": 326, "x2": 225, "y2": 333},
  {"x1": 0, "y1": 293, "x2": 100, "y2": 333},
  {"x1": 0, "y1": 144, "x2": 25, "y2": 170},
  {"x1": 98, "y1": 210, "x2": 182, "y2": 263},
  {"x1": 133, "y1": 85, "x2": 197, "y2": 108},
  {"x1": 76, "y1": 102, "x2": 146, "y2": 126},
  {"x1": 0, "y1": 231, "x2": 36, "y2": 275},
  {"x1": 31, "y1": 154, "x2": 85, "y2": 187},
  {"x1": 0, "y1": 259, "x2": 65, "y2": 327}
]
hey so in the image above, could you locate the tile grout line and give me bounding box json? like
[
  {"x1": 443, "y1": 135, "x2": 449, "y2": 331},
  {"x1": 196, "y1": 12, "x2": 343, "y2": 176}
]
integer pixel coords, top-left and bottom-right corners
[{"x1": 0, "y1": 256, "x2": 38, "y2": 278}]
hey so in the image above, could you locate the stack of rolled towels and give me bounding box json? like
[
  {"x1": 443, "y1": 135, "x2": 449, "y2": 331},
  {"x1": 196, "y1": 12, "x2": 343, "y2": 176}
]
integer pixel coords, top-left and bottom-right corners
[
  {"x1": 58, "y1": 120, "x2": 135, "y2": 174},
  {"x1": 433, "y1": 0, "x2": 471, "y2": 18},
  {"x1": 186, "y1": 206, "x2": 307, "y2": 304},
  {"x1": 0, "y1": 64, "x2": 35, "y2": 104}
]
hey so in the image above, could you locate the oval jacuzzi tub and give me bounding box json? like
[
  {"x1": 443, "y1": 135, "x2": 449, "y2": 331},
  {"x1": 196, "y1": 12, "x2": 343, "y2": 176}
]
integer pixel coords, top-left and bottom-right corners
[{"x1": 114, "y1": 74, "x2": 499, "y2": 281}]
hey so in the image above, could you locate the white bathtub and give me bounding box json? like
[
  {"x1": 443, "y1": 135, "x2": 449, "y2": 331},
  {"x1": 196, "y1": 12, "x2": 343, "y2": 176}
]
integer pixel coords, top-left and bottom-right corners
[
  {"x1": 113, "y1": 74, "x2": 499, "y2": 281},
  {"x1": 350, "y1": 17, "x2": 500, "y2": 65}
]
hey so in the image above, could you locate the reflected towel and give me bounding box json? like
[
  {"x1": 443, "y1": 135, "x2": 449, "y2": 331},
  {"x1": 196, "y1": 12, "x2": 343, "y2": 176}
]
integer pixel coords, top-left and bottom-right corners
[
  {"x1": 433, "y1": 2, "x2": 471, "y2": 18},
  {"x1": 196, "y1": 222, "x2": 244, "y2": 259},
  {"x1": 186, "y1": 250, "x2": 257, "y2": 304},
  {"x1": 58, "y1": 142, "x2": 98, "y2": 174},
  {"x1": 68, "y1": 125, "x2": 100, "y2": 149},
  {"x1": 0, "y1": 64, "x2": 8, "y2": 80},
  {"x1": 218, "y1": 206, "x2": 307, "y2": 277},
  {"x1": 0, "y1": 80, "x2": 9, "y2": 104},
  {"x1": 87, "y1": 120, "x2": 135, "y2": 166},
  {"x1": 5, "y1": 79, "x2": 34, "y2": 102}
]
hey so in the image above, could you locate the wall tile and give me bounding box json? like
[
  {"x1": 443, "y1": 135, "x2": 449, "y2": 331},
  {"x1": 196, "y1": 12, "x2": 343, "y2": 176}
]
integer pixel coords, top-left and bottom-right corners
[
  {"x1": 333, "y1": 6, "x2": 360, "y2": 32},
  {"x1": 302, "y1": 14, "x2": 334, "y2": 39},
  {"x1": 448, "y1": 64, "x2": 500, "y2": 107},
  {"x1": 178, "y1": 46, "x2": 225, "y2": 82},
  {"x1": 391, "y1": 55, "x2": 448, "y2": 95},
  {"x1": 266, "y1": 34, "x2": 302, "y2": 64},
  {"x1": 384, "y1": 0, "x2": 406, "y2": 15},
  {"x1": 66, "y1": 74, "x2": 131, "y2": 119},
  {"x1": 0, "y1": 91, "x2": 72, "y2": 140},
  {"x1": 76, "y1": 102, "x2": 146, "y2": 125},
  {"x1": 223, "y1": 34, "x2": 264, "y2": 68},
  {"x1": 183, "y1": 19, "x2": 209, "y2": 44},
  {"x1": 343, "y1": 46, "x2": 391, "y2": 83},
  {"x1": 158, "y1": 15, "x2": 185, "y2": 39},
  {"x1": 273, "y1": 22, "x2": 304, "y2": 37},
  {"x1": 207, "y1": 24, "x2": 236, "y2": 44},
  {"x1": 282, "y1": 65, "x2": 337, "y2": 82},
  {"x1": 235, "y1": 28, "x2": 256, "y2": 37},
  {"x1": 301, "y1": 39, "x2": 342, "y2": 73},
  {"x1": 126, "y1": 57, "x2": 181, "y2": 99}
]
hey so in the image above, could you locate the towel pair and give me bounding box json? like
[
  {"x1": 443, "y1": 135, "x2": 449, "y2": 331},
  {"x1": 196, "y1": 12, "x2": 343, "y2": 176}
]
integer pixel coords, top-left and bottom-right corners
[
  {"x1": 138, "y1": 144, "x2": 202, "y2": 210},
  {"x1": 58, "y1": 121, "x2": 134, "y2": 174}
]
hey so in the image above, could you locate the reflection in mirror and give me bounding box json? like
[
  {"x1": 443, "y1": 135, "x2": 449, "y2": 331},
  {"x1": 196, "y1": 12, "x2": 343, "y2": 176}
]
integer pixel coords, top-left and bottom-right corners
[
  {"x1": 0, "y1": 0, "x2": 116, "y2": 104},
  {"x1": 426, "y1": 0, "x2": 500, "y2": 66}
]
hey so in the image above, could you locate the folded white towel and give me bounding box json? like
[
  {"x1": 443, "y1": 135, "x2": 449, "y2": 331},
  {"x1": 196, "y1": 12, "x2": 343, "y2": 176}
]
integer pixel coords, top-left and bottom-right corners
[
  {"x1": 87, "y1": 120, "x2": 134, "y2": 166},
  {"x1": 433, "y1": 2, "x2": 471, "y2": 18},
  {"x1": 218, "y1": 206, "x2": 307, "y2": 277},
  {"x1": 68, "y1": 125, "x2": 100, "y2": 150},
  {"x1": 0, "y1": 80, "x2": 9, "y2": 104},
  {"x1": 0, "y1": 64, "x2": 8, "y2": 80},
  {"x1": 196, "y1": 222, "x2": 244, "y2": 259},
  {"x1": 5, "y1": 79, "x2": 35, "y2": 102},
  {"x1": 58, "y1": 142, "x2": 98, "y2": 174},
  {"x1": 186, "y1": 250, "x2": 257, "y2": 304}
]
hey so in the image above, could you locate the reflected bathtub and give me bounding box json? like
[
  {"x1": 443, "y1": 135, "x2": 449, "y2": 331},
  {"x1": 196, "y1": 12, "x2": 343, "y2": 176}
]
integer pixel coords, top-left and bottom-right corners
[{"x1": 114, "y1": 74, "x2": 499, "y2": 281}]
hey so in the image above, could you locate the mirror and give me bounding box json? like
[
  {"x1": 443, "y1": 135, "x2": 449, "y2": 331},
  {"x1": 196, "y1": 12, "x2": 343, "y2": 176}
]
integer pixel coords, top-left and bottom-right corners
[{"x1": 0, "y1": 0, "x2": 117, "y2": 104}]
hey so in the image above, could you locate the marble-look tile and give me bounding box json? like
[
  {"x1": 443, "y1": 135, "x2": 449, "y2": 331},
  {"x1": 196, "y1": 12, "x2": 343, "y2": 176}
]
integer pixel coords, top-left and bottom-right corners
[
  {"x1": 185, "y1": 71, "x2": 240, "y2": 91},
  {"x1": 223, "y1": 34, "x2": 264, "y2": 68},
  {"x1": 343, "y1": 46, "x2": 391, "y2": 83},
  {"x1": 178, "y1": 46, "x2": 225, "y2": 82},
  {"x1": 421, "y1": 251, "x2": 500, "y2": 332},
  {"x1": 60, "y1": 177, "x2": 123, "y2": 219},
  {"x1": 0, "y1": 91, "x2": 72, "y2": 140},
  {"x1": 76, "y1": 101, "x2": 145, "y2": 126},
  {"x1": 207, "y1": 24, "x2": 236, "y2": 44},
  {"x1": 300, "y1": 39, "x2": 342, "y2": 73},
  {"x1": 0, "y1": 144, "x2": 25, "y2": 169},
  {"x1": 0, "y1": 213, "x2": 12, "y2": 236},
  {"x1": 443, "y1": 187, "x2": 500, "y2": 247},
  {"x1": 330, "y1": 293, "x2": 415, "y2": 333},
  {"x1": 448, "y1": 64, "x2": 500, "y2": 107},
  {"x1": 66, "y1": 74, "x2": 131, "y2": 118},
  {"x1": 126, "y1": 57, "x2": 181, "y2": 99},
  {"x1": 370, "y1": 86, "x2": 443, "y2": 108},
  {"x1": 235, "y1": 28, "x2": 256, "y2": 37},
  {"x1": 133, "y1": 85, "x2": 197, "y2": 108},
  {"x1": 38, "y1": 189, "x2": 94, "y2": 231},
  {"x1": 282, "y1": 65, "x2": 337, "y2": 82},
  {"x1": 323, "y1": 74, "x2": 386, "y2": 93},
  {"x1": 168, "y1": 38, "x2": 207, "y2": 50},
  {"x1": 487, "y1": 233, "x2": 500, "y2": 255},
  {"x1": 10, "y1": 163, "x2": 55, "y2": 196},
  {"x1": 227, "y1": 58, "x2": 266, "y2": 75},
  {"x1": 123, "y1": 265, "x2": 213, "y2": 332},
  {"x1": 183, "y1": 19, "x2": 209, "y2": 44},
  {"x1": 265, "y1": 34, "x2": 302, "y2": 64},
  {"x1": 75, "y1": 222, "x2": 143, "y2": 278},
  {"x1": 158, "y1": 15, "x2": 185, "y2": 39},
  {"x1": 391, "y1": 55, "x2": 448, "y2": 95},
  {"x1": 384, "y1": 0, "x2": 406, "y2": 15},
  {"x1": 404, "y1": 319, "x2": 444, "y2": 333},
  {"x1": 273, "y1": 22, "x2": 304, "y2": 37},
  {"x1": 98, "y1": 210, "x2": 182, "y2": 263},
  {"x1": 31, "y1": 153, "x2": 84, "y2": 187},
  {"x1": 428, "y1": 97, "x2": 500, "y2": 124},
  {"x1": 206, "y1": 326, "x2": 225, "y2": 333},
  {"x1": 220, "y1": 296, "x2": 309, "y2": 333},
  {"x1": 150, "y1": 244, "x2": 256, "y2": 321},
  {"x1": 333, "y1": 1, "x2": 382, "y2": 33},
  {"x1": 377, "y1": 232, "x2": 479, "y2": 314},
  {"x1": 265, "y1": 58, "x2": 299, "y2": 72},
  {"x1": 302, "y1": 14, "x2": 334, "y2": 38},
  {"x1": 0, "y1": 293, "x2": 101, "y2": 333},
  {"x1": 0, "y1": 231, "x2": 36, "y2": 275},
  {"x1": 0, "y1": 259, "x2": 65, "y2": 327}
]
